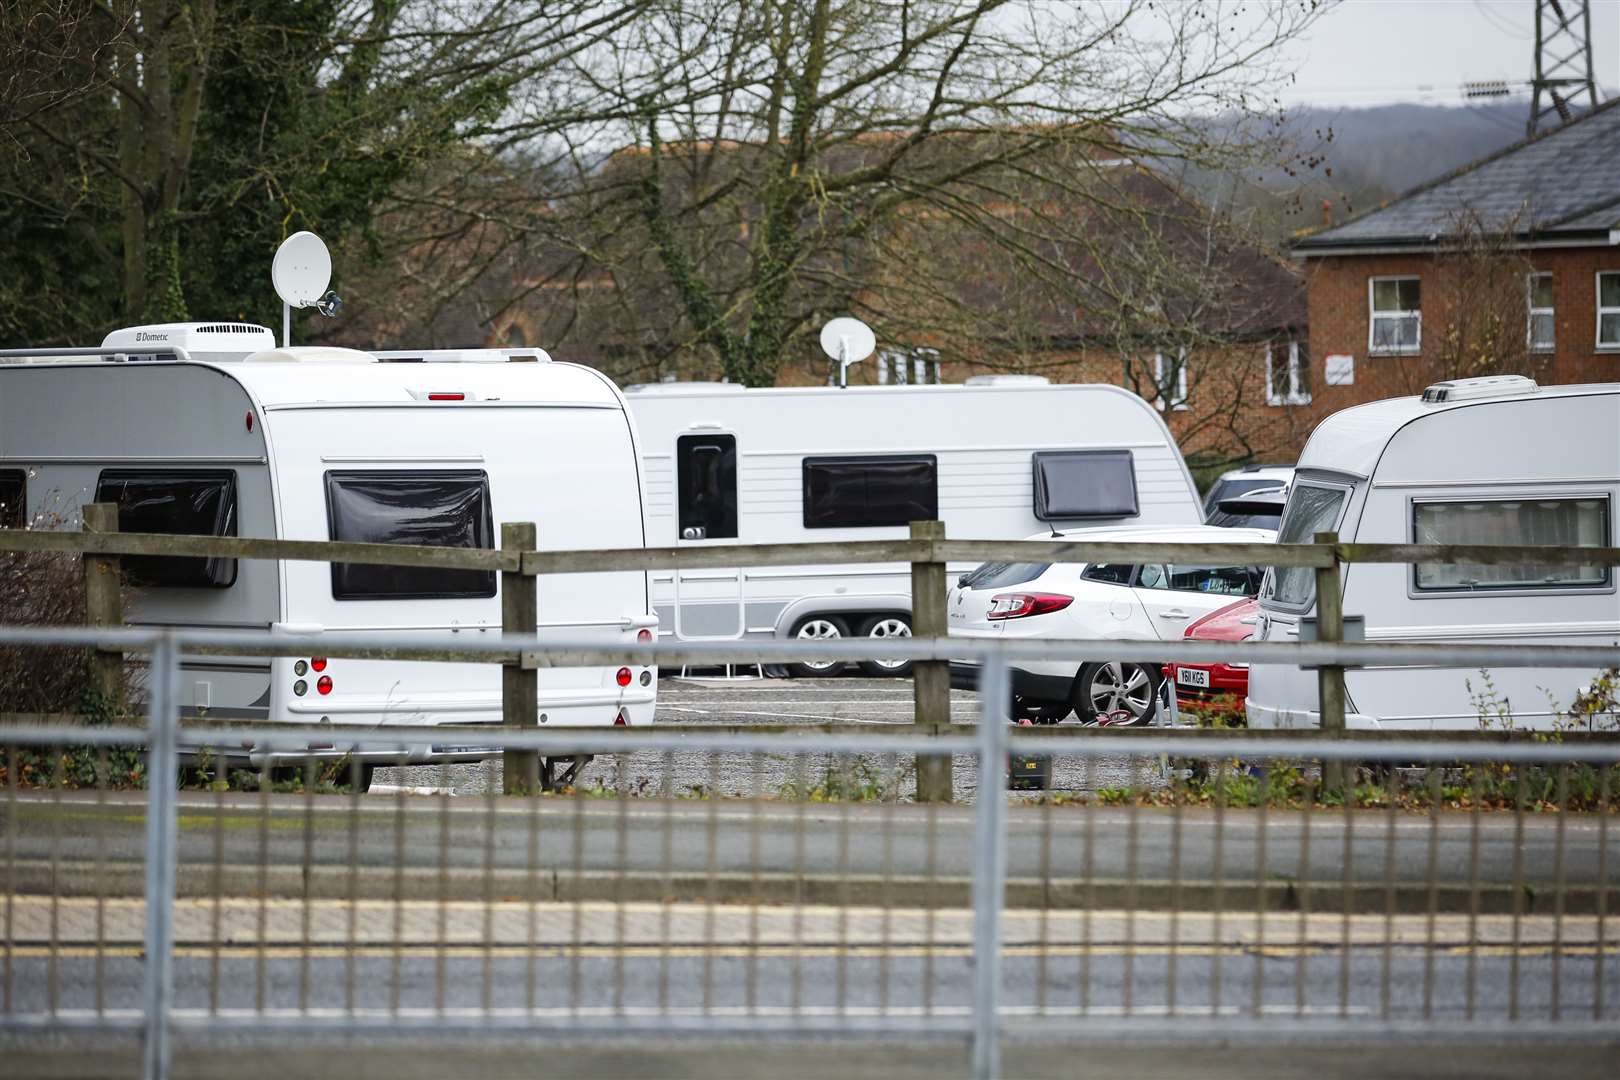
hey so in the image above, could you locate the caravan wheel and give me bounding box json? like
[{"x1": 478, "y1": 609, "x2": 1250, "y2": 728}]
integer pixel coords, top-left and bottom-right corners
[
  {"x1": 787, "y1": 616, "x2": 848, "y2": 678},
  {"x1": 856, "y1": 615, "x2": 913, "y2": 677}
]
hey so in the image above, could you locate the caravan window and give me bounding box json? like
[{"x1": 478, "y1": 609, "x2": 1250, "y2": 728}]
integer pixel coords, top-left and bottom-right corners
[
  {"x1": 1413, "y1": 497, "x2": 1611, "y2": 592},
  {"x1": 677, "y1": 434, "x2": 738, "y2": 540},
  {"x1": 0, "y1": 470, "x2": 23, "y2": 529},
  {"x1": 325, "y1": 471, "x2": 495, "y2": 600},
  {"x1": 803, "y1": 455, "x2": 937, "y2": 528},
  {"x1": 1032, "y1": 450, "x2": 1138, "y2": 520},
  {"x1": 94, "y1": 470, "x2": 238, "y2": 588},
  {"x1": 1265, "y1": 483, "x2": 1348, "y2": 608}
]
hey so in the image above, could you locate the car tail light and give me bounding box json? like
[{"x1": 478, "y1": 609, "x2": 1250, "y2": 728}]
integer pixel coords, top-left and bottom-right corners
[
  {"x1": 987, "y1": 592, "x2": 1073, "y2": 620},
  {"x1": 616, "y1": 667, "x2": 632, "y2": 687},
  {"x1": 637, "y1": 628, "x2": 652, "y2": 643},
  {"x1": 316, "y1": 675, "x2": 333, "y2": 695}
]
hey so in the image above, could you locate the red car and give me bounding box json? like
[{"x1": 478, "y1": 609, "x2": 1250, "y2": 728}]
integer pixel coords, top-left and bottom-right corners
[{"x1": 1165, "y1": 597, "x2": 1258, "y2": 715}]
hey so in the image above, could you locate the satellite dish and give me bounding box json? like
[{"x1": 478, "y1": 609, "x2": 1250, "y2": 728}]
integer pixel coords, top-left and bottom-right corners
[
  {"x1": 820, "y1": 317, "x2": 875, "y2": 388},
  {"x1": 820, "y1": 317, "x2": 875, "y2": 364},
  {"x1": 272, "y1": 232, "x2": 332, "y2": 309}
]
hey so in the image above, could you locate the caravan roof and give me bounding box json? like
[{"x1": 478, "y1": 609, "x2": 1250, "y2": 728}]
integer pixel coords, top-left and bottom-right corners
[
  {"x1": 1296, "y1": 381, "x2": 1619, "y2": 479},
  {"x1": 15, "y1": 351, "x2": 625, "y2": 411}
]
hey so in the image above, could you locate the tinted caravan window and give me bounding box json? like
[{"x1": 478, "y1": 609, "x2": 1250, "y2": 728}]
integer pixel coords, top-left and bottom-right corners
[
  {"x1": 94, "y1": 470, "x2": 238, "y2": 588},
  {"x1": 1033, "y1": 450, "x2": 1138, "y2": 520},
  {"x1": 803, "y1": 455, "x2": 937, "y2": 529},
  {"x1": 0, "y1": 470, "x2": 23, "y2": 529},
  {"x1": 326, "y1": 471, "x2": 495, "y2": 600}
]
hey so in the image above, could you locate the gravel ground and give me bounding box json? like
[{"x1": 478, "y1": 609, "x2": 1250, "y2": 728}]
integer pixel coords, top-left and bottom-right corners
[{"x1": 371, "y1": 675, "x2": 1166, "y2": 801}]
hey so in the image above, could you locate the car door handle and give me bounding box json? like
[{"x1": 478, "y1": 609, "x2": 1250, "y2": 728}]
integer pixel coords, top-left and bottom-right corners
[{"x1": 1159, "y1": 609, "x2": 1191, "y2": 620}]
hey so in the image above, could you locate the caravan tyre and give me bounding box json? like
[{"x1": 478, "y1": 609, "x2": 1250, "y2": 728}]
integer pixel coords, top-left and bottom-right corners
[
  {"x1": 787, "y1": 616, "x2": 849, "y2": 678},
  {"x1": 1072, "y1": 662, "x2": 1161, "y2": 726},
  {"x1": 856, "y1": 615, "x2": 913, "y2": 677}
]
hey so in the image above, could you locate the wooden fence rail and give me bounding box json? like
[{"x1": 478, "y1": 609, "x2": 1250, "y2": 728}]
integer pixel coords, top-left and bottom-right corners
[{"x1": 4, "y1": 506, "x2": 1620, "y2": 802}]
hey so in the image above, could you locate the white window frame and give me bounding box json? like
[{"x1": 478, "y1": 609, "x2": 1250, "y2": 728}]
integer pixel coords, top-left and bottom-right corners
[
  {"x1": 1151, "y1": 351, "x2": 1189, "y2": 411},
  {"x1": 1597, "y1": 271, "x2": 1620, "y2": 351},
  {"x1": 1265, "y1": 340, "x2": 1310, "y2": 406},
  {"x1": 1526, "y1": 272, "x2": 1555, "y2": 353},
  {"x1": 1408, "y1": 493, "x2": 1613, "y2": 598},
  {"x1": 1367, "y1": 275, "x2": 1422, "y2": 356},
  {"x1": 877, "y1": 347, "x2": 943, "y2": 385}
]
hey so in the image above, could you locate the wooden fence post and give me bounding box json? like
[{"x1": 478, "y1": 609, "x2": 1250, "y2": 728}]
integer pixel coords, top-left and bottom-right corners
[
  {"x1": 502, "y1": 522, "x2": 540, "y2": 795},
  {"x1": 81, "y1": 503, "x2": 124, "y2": 711},
  {"x1": 1313, "y1": 530, "x2": 1348, "y2": 794},
  {"x1": 910, "y1": 519, "x2": 953, "y2": 803}
]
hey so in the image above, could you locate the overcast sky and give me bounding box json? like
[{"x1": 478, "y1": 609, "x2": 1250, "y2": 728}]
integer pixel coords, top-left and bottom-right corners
[{"x1": 1278, "y1": 0, "x2": 1618, "y2": 107}]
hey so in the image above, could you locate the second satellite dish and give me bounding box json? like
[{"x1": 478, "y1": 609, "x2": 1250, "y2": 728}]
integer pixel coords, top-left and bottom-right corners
[{"x1": 272, "y1": 232, "x2": 332, "y2": 309}]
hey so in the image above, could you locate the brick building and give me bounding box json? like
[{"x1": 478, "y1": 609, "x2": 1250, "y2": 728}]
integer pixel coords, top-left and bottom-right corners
[{"x1": 1290, "y1": 97, "x2": 1620, "y2": 444}]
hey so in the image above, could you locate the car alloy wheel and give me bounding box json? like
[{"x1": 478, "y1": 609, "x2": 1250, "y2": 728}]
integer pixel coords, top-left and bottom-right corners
[{"x1": 1075, "y1": 661, "x2": 1159, "y2": 725}]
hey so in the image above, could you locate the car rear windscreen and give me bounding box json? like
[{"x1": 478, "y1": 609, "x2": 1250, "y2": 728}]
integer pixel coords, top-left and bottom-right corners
[
  {"x1": 802, "y1": 455, "x2": 937, "y2": 528},
  {"x1": 958, "y1": 562, "x2": 1051, "y2": 590},
  {"x1": 94, "y1": 470, "x2": 238, "y2": 588},
  {"x1": 326, "y1": 471, "x2": 495, "y2": 600},
  {"x1": 1032, "y1": 450, "x2": 1138, "y2": 520}
]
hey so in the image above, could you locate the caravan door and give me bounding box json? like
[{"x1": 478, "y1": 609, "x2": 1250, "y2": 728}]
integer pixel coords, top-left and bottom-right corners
[{"x1": 673, "y1": 431, "x2": 744, "y2": 639}]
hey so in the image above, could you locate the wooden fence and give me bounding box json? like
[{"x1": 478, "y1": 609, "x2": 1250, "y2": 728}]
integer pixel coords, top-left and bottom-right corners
[{"x1": 3, "y1": 506, "x2": 1619, "y2": 800}]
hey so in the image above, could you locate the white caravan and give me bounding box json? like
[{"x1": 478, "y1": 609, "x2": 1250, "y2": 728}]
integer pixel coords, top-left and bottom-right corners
[
  {"x1": 1246, "y1": 376, "x2": 1619, "y2": 731},
  {"x1": 622, "y1": 377, "x2": 1203, "y2": 674},
  {"x1": 0, "y1": 322, "x2": 657, "y2": 766}
]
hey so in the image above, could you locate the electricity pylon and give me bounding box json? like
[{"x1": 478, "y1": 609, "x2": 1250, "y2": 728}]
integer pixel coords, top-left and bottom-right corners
[{"x1": 1528, "y1": 0, "x2": 1600, "y2": 136}]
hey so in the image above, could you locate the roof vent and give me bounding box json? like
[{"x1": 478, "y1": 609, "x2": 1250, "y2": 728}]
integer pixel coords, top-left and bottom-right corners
[
  {"x1": 962, "y1": 374, "x2": 1050, "y2": 387},
  {"x1": 99, "y1": 322, "x2": 276, "y2": 363},
  {"x1": 1421, "y1": 375, "x2": 1540, "y2": 404}
]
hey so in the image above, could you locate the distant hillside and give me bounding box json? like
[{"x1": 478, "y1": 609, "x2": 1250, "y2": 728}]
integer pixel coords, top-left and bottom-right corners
[{"x1": 1180, "y1": 100, "x2": 1544, "y2": 247}]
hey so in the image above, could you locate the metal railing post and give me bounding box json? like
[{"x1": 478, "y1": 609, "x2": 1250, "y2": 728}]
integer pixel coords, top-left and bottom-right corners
[
  {"x1": 971, "y1": 650, "x2": 1010, "y2": 1080},
  {"x1": 1314, "y1": 531, "x2": 1348, "y2": 793},
  {"x1": 141, "y1": 632, "x2": 179, "y2": 1080},
  {"x1": 910, "y1": 520, "x2": 953, "y2": 802},
  {"x1": 502, "y1": 522, "x2": 540, "y2": 794},
  {"x1": 81, "y1": 503, "x2": 124, "y2": 711}
]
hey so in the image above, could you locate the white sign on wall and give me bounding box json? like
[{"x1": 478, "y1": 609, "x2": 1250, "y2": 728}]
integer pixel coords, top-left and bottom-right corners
[{"x1": 1324, "y1": 354, "x2": 1355, "y2": 386}]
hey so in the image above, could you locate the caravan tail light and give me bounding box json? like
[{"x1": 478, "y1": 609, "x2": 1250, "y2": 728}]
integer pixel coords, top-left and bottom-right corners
[
  {"x1": 614, "y1": 710, "x2": 628, "y2": 726},
  {"x1": 427, "y1": 392, "x2": 465, "y2": 401},
  {"x1": 316, "y1": 675, "x2": 333, "y2": 695},
  {"x1": 637, "y1": 628, "x2": 653, "y2": 643},
  {"x1": 615, "y1": 667, "x2": 632, "y2": 687},
  {"x1": 310, "y1": 658, "x2": 327, "y2": 672},
  {"x1": 987, "y1": 592, "x2": 1074, "y2": 620}
]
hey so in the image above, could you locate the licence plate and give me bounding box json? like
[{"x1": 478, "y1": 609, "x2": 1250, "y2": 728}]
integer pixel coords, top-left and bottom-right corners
[{"x1": 1176, "y1": 668, "x2": 1210, "y2": 688}]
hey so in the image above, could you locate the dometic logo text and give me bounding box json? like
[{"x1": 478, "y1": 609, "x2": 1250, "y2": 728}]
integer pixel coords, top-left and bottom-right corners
[{"x1": 135, "y1": 331, "x2": 169, "y2": 342}]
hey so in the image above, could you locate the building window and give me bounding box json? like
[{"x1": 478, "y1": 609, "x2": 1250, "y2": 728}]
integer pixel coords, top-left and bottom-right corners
[
  {"x1": 1368, "y1": 276, "x2": 1421, "y2": 355},
  {"x1": 1527, "y1": 273, "x2": 1555, "y2": 353},
  {"x1": 1151, "y1": 351, "x2": 1188, "y2": 411},
  {"x1": 1413, "y1": 496, "x2": 1610, "y2": 593},
  {"x1": 1598, "y1": 272, "x2": 1620, "y2": 349},
  {"x1": 325, "y1": 471, "x2": 495, "y2": 600},
  {"x1": 877, "y1": 348, "x2": 942, "y2": 385},
  {"x1": 802, "y1": 455, "x2": 937, "y2": 528},
  {"x1": 1265, "y1": 340, "x2": 1311, "y2": 406}
]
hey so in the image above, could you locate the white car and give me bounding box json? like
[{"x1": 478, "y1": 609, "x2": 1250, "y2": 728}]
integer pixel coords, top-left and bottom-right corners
[{"x1": 947, "y1": 525, "x2": 1276, "y2": 724}]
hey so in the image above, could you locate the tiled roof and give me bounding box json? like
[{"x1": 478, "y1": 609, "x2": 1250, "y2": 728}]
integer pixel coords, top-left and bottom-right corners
[{"x1": 1295, "y1": 98, "x2": 1620, "y2": 253}]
